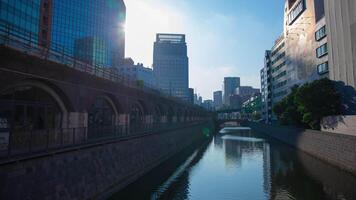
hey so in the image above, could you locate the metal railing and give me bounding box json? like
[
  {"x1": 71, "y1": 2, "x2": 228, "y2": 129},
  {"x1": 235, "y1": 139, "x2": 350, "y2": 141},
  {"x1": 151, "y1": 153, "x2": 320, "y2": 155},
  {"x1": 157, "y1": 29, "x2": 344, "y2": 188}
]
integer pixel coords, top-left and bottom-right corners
[
  {"x1": 0, "y1": 20, "x2": 188, "y2": 104},
  {"x1": 0, "y1": 121, "x2": 206, "y2": 160}
]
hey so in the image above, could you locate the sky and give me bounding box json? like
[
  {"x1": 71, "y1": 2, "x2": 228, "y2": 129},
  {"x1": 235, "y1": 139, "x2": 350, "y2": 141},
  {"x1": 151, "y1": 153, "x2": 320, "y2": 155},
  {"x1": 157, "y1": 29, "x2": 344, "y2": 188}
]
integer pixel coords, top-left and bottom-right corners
[{"x1": 124, "y1": 0, "x2": 285, "y2": 100}]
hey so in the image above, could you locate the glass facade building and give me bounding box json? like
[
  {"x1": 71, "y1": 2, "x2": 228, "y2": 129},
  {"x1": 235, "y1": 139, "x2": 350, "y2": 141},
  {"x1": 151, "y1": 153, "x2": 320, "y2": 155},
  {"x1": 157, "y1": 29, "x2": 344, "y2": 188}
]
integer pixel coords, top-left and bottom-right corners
[
  {"x1": 51, "y1": 0, "x2": 126, "y2": 67},
  {"x1": 0, "y1": 0, "x2": 126, "y2": 68},
  {"x1": 0, "y1": 0, "x2": 41, "y2": 43},
  {"x1": 153, "y1": 34, "x2": 189, "y2": 101}
]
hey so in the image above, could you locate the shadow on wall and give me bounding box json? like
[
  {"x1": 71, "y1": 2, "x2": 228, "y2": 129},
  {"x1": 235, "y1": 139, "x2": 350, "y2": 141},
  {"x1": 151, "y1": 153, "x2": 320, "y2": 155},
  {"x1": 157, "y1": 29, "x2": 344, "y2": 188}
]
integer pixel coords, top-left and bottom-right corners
[
  {"x1": 321, "y1": 81, "x2": 356, "y2": 130},
  {"x1": 270, "y1": 140, "x2": 356, "y2": 200}
]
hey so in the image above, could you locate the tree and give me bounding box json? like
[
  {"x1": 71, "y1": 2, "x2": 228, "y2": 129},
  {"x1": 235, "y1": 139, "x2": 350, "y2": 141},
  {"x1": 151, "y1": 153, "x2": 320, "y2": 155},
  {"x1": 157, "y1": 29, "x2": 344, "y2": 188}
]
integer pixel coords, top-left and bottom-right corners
[
  {"x1": 273, "y1": 86, "x2": 303, "y2": 126},
  {"x1": 273, "y1": 79, "x2": 342, "y2": 130},
  {"x1": 294, "y1": 78, "x2": 342, "y2": 130}
]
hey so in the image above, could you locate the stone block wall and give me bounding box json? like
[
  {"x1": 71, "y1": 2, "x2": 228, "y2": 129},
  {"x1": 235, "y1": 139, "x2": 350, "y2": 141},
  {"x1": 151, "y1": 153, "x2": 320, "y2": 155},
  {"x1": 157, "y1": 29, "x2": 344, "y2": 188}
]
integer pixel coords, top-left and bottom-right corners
[
  {"x1": 249, "y1": 122, "x2": 356, "y2": 176},
  {"x1": 322, "y1": 115, "x2": 356, "y2": 136},
  {"x1": 0, "y1": 123, "x2": 210, "y2": 200}
]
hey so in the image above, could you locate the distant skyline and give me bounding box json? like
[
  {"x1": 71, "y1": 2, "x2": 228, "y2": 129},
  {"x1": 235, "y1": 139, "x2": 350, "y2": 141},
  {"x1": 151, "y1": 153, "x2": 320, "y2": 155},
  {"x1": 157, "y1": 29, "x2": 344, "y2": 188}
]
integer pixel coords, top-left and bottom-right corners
[{"x1": 124, "y1": 0, "x2": 285, "y2": 100}]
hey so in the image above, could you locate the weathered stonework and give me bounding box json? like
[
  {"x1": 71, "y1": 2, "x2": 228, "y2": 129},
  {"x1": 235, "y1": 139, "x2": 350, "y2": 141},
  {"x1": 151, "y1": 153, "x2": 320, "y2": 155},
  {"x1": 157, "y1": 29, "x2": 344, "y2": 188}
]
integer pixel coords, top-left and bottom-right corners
[
  {"x1": 249, "y1": 122, "x2": 356, "y2": 176},
  {"x1": 0, "y1": 123, "x2": 211, "y2": 200}
]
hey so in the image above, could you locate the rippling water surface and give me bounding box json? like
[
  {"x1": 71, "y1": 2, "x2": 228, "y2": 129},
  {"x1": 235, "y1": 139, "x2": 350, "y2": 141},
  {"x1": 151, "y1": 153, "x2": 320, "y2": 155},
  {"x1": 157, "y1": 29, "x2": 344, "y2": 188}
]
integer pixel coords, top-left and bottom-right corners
[{"x1": 110, "y1": 127, "x2": 356, "y2": 200}]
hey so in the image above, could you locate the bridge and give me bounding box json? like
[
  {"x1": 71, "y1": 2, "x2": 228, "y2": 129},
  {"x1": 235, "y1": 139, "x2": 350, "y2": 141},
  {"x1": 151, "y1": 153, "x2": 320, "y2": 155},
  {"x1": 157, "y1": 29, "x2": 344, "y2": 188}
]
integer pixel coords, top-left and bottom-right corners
[
  {"x1": 0, "y1": 28, "x2": 210, "y2": 161},
  {"x1": 214, "y1": 109, "x2": 244, "y2": 127}
]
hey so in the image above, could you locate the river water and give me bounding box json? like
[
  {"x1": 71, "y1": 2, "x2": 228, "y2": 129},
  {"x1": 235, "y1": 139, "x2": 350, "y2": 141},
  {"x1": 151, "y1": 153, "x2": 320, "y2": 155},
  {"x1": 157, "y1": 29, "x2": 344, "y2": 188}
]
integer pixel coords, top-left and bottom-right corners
[{"x1": 110, "y1": 127, "x2": 356, "y2": 200}]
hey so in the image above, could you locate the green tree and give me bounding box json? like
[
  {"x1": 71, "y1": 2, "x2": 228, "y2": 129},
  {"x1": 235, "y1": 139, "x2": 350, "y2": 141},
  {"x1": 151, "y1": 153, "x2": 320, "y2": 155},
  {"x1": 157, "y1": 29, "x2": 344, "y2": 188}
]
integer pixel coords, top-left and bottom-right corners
[
  {"x1": 273, "y1": 86, "x2": 303, "y2": 126},
  {"x1": 294, "y1": 78, "x2": 342, "y2": 129},
  {"x1": 273, "y1": 79, "x2": 342, "y2": 130}
]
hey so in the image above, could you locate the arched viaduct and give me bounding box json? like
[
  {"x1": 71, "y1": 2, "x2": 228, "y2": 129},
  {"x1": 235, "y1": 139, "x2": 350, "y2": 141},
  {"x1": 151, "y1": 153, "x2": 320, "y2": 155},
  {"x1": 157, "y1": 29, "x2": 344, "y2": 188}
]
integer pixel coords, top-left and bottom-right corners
[{"x1": 0, "y1": 46, "x2": 210, "y2": 157}]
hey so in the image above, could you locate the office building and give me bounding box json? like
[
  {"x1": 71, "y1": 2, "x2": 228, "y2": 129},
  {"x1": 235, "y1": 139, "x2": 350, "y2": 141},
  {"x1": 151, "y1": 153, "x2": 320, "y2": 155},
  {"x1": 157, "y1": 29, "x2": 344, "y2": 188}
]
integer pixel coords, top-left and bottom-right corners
[
  {"x1": 0, "y1": 0, "x2": 126, "y2": 67},
  {"x1": 260, "y1": 0, "x2": 356, "y2": 126},
  {"x1": 229, "y1": 95, "x2": 243, "y2": 109},
  {"x1": 0, "y1": 0, "x2": 41, "y2": 42},
  {"x1": 237, "y1": 86, "x2": 260, "y2": 98},
  {"x1": 188, "y1": 88, "x2": 194, "y2": 104},
  {"x1": 153, "y1": 33, "x2": 189, "y2": 101},
  {"x1": 224, "y1": 77, "x2": 240, "y2": 106},
  {"x1": 118, "y1": 58, "x2": 155, "y2": 88},
  {"x1": 261, "y1": 51, "x2": 273, "y2": 123},
  {"x1": 242, "y1": 93, "x2": 262, "y2": 120},
  {"x1": 324, "y1": 0, "x2": 356, "y2": 89},
  {"x1": 213, "y1": 91, "x2": 223, "y2": 109},
  {"x1": 203, "y1": 100, "x2": 214, "y2": 111},
  {"x1": 283, "y1": 0, "x2": 328, "y2": 88},
  {"x1": 270, "y1": 35, "x2": 288, "y2": 103}
]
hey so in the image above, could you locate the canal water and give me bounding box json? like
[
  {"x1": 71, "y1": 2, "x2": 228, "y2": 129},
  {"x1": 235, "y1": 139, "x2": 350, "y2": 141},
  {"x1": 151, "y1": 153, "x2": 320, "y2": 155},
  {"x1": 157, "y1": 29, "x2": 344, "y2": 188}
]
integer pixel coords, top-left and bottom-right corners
[{"x1": 109, "y1": 127, "x2": 356, "y2": 200}]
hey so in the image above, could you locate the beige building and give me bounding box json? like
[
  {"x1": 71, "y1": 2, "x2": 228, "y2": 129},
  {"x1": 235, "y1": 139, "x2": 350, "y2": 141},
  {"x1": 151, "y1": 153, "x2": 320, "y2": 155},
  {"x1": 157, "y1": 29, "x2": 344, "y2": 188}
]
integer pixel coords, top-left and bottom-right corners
[
  {"x1": 281, "y1": 0, "x2": 356, "y2": 133},
  {"x1": 283, "y1": 0, "x2": 356, "y2": 89},
  {"x1": 324, "y1": 0, "x2": 356, "y2": 88},
  {"x1": 283, "y1": 0, "x2": 328, "y2": 88}
]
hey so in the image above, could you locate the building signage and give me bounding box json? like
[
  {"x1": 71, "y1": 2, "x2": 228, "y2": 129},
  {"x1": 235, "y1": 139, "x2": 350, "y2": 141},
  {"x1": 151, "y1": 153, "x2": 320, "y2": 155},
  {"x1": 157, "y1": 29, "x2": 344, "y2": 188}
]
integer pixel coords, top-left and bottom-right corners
[
  {"x1": 0, "y1": 115, "x2": 10, "y2": 151},
  {"x1": 288, "y1": 0, "x2": 306, "y2": 25}
]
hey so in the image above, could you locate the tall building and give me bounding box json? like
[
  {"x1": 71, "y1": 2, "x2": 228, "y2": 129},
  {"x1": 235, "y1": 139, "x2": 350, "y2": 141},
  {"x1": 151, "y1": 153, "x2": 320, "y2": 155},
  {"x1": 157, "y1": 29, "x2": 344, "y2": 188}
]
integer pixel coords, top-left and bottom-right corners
[
  {"x1": 0, "y1": 0, "x2": 42, "y2": 42},
  {"x1": 153, "y1": 33, "x2": 189, "y2": 101},
  {"x1": 283, "y1": 0, "x2": 328, "y2": 88},
  {"x1": 0, "y1": 0, "x2": 126, "y2": 67},
  {"x1": 270, "y1": 35, "x2": 287, "y2": 104},
  {"x1": 224, "y1": 77, "x2": 240, "y2": 106},
  {"x1": 213, "y1": 91, "x2": 223, "y2": 109},
  {"x1": 188, "y1": 88, "x2": 194, "y2": 104},
  {"x1": 261, "y1": 51, "x2": 273, "y2": 123},
  {"x1": 203, "y1": 100, "x2": 214, "y2": 111},
  {"x1": 324, "y1": 0, "x2": 356, "y2": 89},
  {"x1": 261, "y1": 0, "x2": 356, "y2": 125}
]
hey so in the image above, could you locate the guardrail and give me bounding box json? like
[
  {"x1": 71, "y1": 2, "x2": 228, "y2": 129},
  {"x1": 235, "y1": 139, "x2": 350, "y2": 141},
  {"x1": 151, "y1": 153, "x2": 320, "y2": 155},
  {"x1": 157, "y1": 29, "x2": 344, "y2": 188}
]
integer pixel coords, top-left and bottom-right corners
[
  {"x1": 0, "y1": 121, "x2": 206, "y2": 160},
  {"x1": 0, "y1": 20, "x2": 186, "y2": 104}
]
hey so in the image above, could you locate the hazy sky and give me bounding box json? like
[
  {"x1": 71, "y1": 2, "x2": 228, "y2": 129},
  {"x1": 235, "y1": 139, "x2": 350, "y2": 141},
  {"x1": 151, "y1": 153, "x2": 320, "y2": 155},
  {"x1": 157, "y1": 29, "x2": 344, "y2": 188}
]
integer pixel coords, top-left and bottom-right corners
[{"x1": 124, "y1": 0, "x2": 285, "y2": 100}]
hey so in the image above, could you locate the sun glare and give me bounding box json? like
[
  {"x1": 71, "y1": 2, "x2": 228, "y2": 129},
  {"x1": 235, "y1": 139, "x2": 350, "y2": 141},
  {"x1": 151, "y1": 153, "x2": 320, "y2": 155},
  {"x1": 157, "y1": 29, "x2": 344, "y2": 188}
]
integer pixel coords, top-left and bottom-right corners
[{"x1": 125, "y1": 0, "x2": 185, "y2": 64}]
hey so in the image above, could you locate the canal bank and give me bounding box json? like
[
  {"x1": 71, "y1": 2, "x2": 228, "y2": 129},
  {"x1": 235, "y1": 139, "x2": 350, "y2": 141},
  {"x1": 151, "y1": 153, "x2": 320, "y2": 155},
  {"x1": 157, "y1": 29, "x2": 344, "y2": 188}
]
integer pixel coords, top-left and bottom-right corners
[
  {"x1": 111, "y1": 127, "x2": 356, "y2": 200},
  {"x1": 0, "y1": 122, "x2": 214, "y2": 200},
  {"x1": 248, "y1": 122, "x2": 356, "y2": 176}
]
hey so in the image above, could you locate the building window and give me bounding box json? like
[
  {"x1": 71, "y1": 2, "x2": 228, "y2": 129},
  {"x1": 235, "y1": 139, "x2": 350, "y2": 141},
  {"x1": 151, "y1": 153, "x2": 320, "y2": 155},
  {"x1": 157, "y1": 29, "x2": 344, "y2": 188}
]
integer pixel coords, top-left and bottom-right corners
[
  {"x1": 314, "y1": 0, "x2": 325, "y2": 22},
  {"x1": 315, "y1": 26, "x2": 326, "y2": 41},
  {"x1": 271, "y1": 52, "x2": 286, "y2": 65},
  {"x1": 288, "y1": 0, "x2": 306, "y2": 25},
  {"x1": 316, "y1": 43, "x2": 328, "y2": 58},
  {"x1": 272, "y1": 61, "x2": 286, "y2": 73},
  {"x1": 317, "y1": 62, "x2": 329, "y2": 74},
  {"x1": 271, "y1": 42, "x2": 285, "y2": 57}
]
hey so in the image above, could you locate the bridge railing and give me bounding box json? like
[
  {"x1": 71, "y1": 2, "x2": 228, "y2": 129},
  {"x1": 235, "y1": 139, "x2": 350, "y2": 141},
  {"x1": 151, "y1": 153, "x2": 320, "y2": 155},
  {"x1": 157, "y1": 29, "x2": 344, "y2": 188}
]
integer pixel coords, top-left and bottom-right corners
[
  {"x1": 0, "y1": 20, "x2": 186, "y2": 104},
  {"x1": 0, "y1": 121, "x2": 205, "y2": 160}
]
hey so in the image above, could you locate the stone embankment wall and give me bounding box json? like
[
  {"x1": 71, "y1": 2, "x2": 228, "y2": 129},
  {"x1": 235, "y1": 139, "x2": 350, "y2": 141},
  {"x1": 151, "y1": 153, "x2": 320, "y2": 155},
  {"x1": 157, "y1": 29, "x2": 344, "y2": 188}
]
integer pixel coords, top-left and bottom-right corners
[
  {"x1": 0, "y1": 123, "x2": 211, "y2": 200},
  {"x1": 249, "y1": 122, "x2": 356, "y2": 176},
  {"x1": 321, "y1": 115, "x2": 356, "y2": 136}
]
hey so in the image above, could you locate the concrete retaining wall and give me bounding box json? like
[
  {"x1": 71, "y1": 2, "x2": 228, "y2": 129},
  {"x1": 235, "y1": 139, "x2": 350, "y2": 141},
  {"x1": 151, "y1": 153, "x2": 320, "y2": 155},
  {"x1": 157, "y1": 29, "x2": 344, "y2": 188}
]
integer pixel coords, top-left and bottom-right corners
[
  {"x1": 322, "y1": 115, "x2": 356, "y2": 136},
  {"x1": 0, "y1": 123, "x2": 211, "y2": 200},
  {"x1": 249, "y1": 122, "x2": 356, "y2": 176}
]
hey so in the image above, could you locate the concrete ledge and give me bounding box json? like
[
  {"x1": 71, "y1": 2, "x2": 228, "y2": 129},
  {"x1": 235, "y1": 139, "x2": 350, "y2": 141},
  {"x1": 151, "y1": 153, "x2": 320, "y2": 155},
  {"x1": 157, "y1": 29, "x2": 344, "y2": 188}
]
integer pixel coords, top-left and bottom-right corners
[
  {"x1": 322, "y1": 115, "x2": 356, "y2": 136},
  {"x1": 248, "y1": 122, "x2": 356, "y2": 176}
]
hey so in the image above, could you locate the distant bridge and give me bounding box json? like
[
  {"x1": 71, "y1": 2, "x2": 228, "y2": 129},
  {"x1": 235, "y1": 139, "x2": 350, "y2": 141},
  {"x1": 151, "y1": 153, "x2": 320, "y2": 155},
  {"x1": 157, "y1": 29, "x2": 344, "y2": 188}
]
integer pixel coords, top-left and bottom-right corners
[{"x1": 214, "y1": 109, "x2": 244, "y2": 127}]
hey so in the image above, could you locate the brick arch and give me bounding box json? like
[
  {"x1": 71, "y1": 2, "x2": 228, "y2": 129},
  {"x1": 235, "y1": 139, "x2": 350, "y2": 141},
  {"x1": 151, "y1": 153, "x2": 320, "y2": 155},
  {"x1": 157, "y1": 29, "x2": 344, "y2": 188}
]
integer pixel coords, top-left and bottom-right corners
[
  {"x1": 0, "y1": 79, "x2": 70, "y2": 116},
  {"x1": 128, "y1": 99, "x2": 148, "y2": 115}
]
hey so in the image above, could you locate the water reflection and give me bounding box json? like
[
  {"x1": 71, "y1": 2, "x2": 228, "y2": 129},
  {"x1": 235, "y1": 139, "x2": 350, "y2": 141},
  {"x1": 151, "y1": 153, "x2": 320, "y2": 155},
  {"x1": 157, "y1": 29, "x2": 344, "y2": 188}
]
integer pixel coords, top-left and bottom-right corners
[{"x1": 110, "y1": 127, "x2": 356, "y2": 200}]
